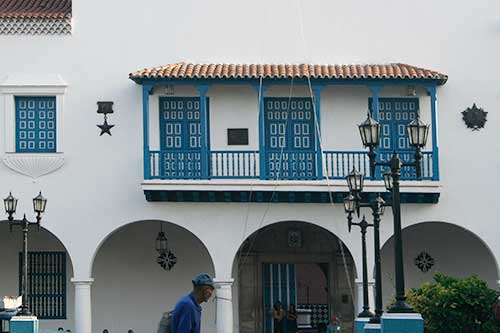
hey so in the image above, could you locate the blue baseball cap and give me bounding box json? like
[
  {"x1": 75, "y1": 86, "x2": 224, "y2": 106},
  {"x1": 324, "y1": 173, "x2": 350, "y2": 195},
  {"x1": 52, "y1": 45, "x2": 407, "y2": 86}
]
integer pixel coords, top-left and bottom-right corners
[{"x1": 192, "y1": 273, "x2": 215, "y2": 288}]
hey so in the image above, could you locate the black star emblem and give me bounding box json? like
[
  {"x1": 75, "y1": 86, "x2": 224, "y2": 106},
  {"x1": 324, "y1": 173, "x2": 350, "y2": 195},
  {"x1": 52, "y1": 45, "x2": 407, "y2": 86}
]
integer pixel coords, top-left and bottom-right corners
[{"x1": 97, "y1": 118, "x2": 114, "y2": 136}]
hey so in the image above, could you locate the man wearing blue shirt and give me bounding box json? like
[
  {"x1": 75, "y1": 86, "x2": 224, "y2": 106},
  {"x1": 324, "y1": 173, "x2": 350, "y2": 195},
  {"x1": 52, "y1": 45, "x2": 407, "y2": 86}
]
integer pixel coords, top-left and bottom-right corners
[{"x1": 171, "y1": 273, "x2": 215, "y2": 333}]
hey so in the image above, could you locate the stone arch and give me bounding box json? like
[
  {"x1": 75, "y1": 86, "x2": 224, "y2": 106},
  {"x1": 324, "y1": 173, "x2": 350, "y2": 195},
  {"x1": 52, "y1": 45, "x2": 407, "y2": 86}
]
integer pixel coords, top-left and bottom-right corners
[
  {"x1": 380, "y1": 221, "x2": 500, "y2": 307},
  {"x1": 232, "y1": 220, "x2": 358, "y2": 333},
  {"x1": 231, "y1": 219, "x2": 360, "y2": 279},
  {"x1": 89, "y1": 219, "x2": 215, "y2": 277},
  {"x1": 90, "y1": 220, "x2": 216, "y2": 333}
]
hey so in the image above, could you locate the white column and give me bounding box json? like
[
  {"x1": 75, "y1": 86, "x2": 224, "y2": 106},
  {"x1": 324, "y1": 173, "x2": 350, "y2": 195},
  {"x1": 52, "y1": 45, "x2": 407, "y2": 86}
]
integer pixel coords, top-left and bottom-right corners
[
  {"x1": 214, "y1": 278, "x2": 234, "y2": 333},
  {"x1": 71, "y1": 278, "x2": 94, "y2": 333},
  {"x1": 354, "y1": 278, "x2": 375, "y2": 315}
]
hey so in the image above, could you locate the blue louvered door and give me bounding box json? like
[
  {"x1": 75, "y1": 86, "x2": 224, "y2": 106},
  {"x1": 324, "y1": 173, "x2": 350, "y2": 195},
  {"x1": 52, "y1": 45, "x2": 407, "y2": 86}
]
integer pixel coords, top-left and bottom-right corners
[
  {"x1": 371, "y1": 98, "x2": 419, "y2": 180},
  {"x1": 159, "y1": 97, "x2": 206, "y2": 178},
  {"x1": 263, "y1": 263, "x2": 297, "y2": 333},
  {"x1": 264, "y1": 98, "x2": 316, "y2": 179}
]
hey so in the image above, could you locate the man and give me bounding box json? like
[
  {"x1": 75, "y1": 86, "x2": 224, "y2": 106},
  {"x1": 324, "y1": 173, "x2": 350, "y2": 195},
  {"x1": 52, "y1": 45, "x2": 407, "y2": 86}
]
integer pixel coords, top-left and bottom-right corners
[{"x1": 171, "y1": 273, "x2": 215, "y2": 333}]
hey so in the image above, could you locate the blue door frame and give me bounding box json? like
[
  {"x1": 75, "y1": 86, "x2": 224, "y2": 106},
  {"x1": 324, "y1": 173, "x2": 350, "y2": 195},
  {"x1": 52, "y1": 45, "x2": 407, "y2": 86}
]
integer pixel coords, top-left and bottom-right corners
[
  {"x1": 159, "y1": 97, "x2": 210, "y2": 179},
  {"x1": 264, "y1": 97, "x2": 317, "y2": 180},
  {"x1": 369, "y1": 98, "x2": 419, "y2": 180}
]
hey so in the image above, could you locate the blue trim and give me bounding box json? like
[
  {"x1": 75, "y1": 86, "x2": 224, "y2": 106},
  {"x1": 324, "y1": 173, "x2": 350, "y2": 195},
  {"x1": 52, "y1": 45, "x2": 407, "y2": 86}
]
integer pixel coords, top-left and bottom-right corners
[
  {"x1": 280, "y1": 264, "x2": 288, "y2": 309},
  {"x1": 312, "y1": 86, "x2": 324, "y2": 179},
  {"x1": 15, "y1": 96, "x2": 57, "y2": 153},
  {"x1": 143, "y1": 84, "x2": 152, "y2": 179},
  {"x1": 253, "y1": 84, "x2": 268, "y2": 180},
  {"x1": 197, "y1": 85, "x2": 210, "y2": 179},
  {"x1": 368, "y1": 86, "x2": 382, "y2": 179},
  {"x1": 368, "y1": 85, "x2": 382, "y2": 120},
  {"x1": 272, "y1": 264, "x2": 279, "y2": 306},
  {"x1": 426, "y1": 85, "x2": 439, "y2": 181},
  {"x1": 289, "y1": 264, "x2": 296, "y2": 306},
  {"x1": 263, "y1": 264, "x2": 271, "y2": 333},
  {"x1": 144, "y1": 190, "x2": 440, "y2": 203}
]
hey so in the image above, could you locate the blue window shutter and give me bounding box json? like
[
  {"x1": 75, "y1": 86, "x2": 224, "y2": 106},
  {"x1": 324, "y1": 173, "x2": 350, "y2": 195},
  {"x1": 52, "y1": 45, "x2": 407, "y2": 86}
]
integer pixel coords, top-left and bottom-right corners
[
  {"x1": 15, "y1": 96, "x2": 57, "y2": 153},
  {"x1": 19, "y1": 252, "x2": 67, "y2": 319}
]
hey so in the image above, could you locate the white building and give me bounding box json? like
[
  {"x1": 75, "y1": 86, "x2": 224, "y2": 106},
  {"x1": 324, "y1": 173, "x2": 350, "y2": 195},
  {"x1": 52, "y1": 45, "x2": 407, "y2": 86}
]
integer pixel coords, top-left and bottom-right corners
[{"x1": 0, "y1": 1, "x2": 498, "y2": 333}]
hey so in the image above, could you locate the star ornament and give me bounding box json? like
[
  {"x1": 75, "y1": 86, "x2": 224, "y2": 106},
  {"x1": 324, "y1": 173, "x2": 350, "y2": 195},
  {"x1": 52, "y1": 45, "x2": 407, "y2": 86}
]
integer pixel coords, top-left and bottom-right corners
[
  {"x1": 462, "y1": 103, "x2": 487, "y2": 131},
  {"x1": 97, "y1": 118, "x2": 114, "y2": 136}
]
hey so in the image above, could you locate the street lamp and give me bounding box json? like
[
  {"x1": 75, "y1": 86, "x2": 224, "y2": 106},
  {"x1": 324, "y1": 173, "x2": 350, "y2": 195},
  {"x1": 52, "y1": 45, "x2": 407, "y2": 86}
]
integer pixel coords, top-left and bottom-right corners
[
  {"x1": 344, "y1": 188, "x2": 386, "y2": 323},
  {"x1": 357, "y1": 111, "x2": 429, "y2": 313},
  {"x1": 344, "y1": 207, "x2": 374, "y2": 318},
  {"x1": 2, "y1": 191, "x2": 47, "y2": 316}
]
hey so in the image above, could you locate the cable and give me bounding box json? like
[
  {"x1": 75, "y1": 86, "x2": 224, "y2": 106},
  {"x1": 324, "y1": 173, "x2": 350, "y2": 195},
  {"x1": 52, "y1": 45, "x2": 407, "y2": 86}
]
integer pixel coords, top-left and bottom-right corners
[{"x1": 296, "y1": 0, "x2": 357, "y2": 314}]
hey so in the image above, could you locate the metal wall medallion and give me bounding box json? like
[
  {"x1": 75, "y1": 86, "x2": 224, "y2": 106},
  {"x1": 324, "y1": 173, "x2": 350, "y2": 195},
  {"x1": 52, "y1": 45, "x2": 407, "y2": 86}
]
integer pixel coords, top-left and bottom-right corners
[
  {"x1": 462, "y1": 103, "x2": 487, "y2": 131},
  {"x1": 157, "y1": 251, "x2": 178, "y2": 271},
  {"x1": 414, "y1": 251, "x2": 435, "y2": 273},
  {"x1": 97, "y1": 101, "x2": 115, "y2": 136},
  {"x1": 287, "y1": 229, "x2": 302, "y2": 248}
]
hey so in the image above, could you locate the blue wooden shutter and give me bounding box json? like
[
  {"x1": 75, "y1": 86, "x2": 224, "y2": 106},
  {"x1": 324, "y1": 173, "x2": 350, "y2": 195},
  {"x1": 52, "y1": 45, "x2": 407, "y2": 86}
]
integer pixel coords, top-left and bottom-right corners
[{"x1": 15, "y1": 96, "x2": 57, "y2": 153}]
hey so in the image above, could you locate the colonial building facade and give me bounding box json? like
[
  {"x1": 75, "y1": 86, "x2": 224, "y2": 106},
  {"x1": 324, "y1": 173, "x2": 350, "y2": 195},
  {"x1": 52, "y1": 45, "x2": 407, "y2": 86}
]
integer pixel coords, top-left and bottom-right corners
[{"x1": 0, "y1": 1, "x2": 498, "y2": 333}]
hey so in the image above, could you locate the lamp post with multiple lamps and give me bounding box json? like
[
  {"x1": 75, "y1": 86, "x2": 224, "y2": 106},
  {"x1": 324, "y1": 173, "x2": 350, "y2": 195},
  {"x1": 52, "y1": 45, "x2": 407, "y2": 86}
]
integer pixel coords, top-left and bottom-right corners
[
  {"x1": 357, "y1": 111, "x2": 429, "y2": 313},
  {"x1": 344, "y1": 178, "x2": 386, "y2": 323},
  {"x1": 2, "y1": 192, "x2": 47, "y2": 316}
]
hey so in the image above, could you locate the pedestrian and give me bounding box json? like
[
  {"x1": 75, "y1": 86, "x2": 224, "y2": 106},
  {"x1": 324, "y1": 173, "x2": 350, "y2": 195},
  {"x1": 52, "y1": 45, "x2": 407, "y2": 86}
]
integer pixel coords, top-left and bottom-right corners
[
  {"x1": 271, "y1": 301, "x2": 286, "y2": 333},
  {"x1": 171, "y1": 273, "x2": 215, "y2": 333}
]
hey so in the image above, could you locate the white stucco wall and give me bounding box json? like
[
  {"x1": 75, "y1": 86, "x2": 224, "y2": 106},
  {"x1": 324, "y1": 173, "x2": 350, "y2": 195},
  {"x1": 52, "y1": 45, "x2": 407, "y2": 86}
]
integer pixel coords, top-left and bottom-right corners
[
  {"x1": 0, "y1": 0, "x2": 499, "y2": 331},
  {"x1": 380, "y1": 222, "x2": 499, "y2": 307}
]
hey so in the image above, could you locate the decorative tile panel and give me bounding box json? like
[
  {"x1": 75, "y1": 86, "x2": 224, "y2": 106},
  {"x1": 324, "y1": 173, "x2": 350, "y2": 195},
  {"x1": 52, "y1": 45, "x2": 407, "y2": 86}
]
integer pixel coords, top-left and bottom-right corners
[{"x1": 0, "y1": 18, "x2": 71, "y2": 35}]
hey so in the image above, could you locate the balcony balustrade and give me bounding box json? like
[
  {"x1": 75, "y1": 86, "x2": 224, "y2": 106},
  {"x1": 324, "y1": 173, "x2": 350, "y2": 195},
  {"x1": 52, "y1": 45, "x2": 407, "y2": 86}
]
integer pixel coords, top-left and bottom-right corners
[{"x1": 147, "y1": 150, "x2": 435, "y2": 181}]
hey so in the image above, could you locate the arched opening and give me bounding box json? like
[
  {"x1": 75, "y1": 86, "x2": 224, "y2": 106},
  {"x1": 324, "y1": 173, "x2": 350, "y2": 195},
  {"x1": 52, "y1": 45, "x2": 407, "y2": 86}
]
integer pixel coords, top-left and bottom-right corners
[
  {"x1": 91, "y1": 220, "x2": 216, "y2": 333},
  {"x1": 380, "y1": 221, "x2": 499, "y2": 307},
  {"x1": 233, "y1": 221, "x2": 357, "y2": 333},
  {"x1": 0, "y1": 223, "x2": 75, "y2": 332}
]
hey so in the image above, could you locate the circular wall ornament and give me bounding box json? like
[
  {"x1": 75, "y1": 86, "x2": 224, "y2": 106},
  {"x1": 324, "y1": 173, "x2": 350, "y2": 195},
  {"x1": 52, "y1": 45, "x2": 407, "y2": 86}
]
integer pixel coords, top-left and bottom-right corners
[
  {"x1": 462, "y1": 103, "x2": 487, "y2": 131},
  {"x1": 414, "y1": 251, "x2": 435, "y2": 273},
  {"x1": 157, "y1": 251, "x2": 177, "y2": 271}
]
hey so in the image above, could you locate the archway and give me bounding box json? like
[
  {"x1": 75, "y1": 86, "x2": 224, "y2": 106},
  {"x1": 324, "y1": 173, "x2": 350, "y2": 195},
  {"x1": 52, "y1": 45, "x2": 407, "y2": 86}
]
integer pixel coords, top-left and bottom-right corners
[
  {"x1": 0, "y1": 223, "x2": 75, "y2": 332},
  {"x1": 233, "y1": 221, "x2": 357, "y2": 333},
  {"x1": 380, "y1": 221, "x2": 499, "y2": 307},
  {"x1": 91, "y1": 220, "x2": 216, "y2": 333}
]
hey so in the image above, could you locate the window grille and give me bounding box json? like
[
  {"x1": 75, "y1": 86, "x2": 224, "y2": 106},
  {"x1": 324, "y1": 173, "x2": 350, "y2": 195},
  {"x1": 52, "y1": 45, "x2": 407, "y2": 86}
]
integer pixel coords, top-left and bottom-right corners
[{"x1": 19, "y1": 252, "x2": 67, "y2": 319}]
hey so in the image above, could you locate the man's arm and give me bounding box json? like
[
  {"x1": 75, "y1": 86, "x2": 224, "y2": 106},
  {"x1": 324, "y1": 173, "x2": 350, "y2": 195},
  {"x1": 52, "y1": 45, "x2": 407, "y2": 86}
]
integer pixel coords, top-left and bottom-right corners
[{"x1": 173, "y1": 302, "x2": 193, "y2": 333}]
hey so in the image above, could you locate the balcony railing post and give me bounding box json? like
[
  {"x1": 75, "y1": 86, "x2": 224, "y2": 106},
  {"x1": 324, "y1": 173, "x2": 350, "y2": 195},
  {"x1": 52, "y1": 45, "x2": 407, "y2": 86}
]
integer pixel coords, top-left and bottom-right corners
[
  {"x1": 142, "y1": 83, "x2": 154, "y2": 179},
  {"x1": 312, "y1": 85, "x2": 324, "y2": 180},
  {"x1": 197, "y1": 84, "x2": 210, "y2": 179},
  {"x1": 426, "y1": 85, "x2": 439, "y2": 181},
  {"x1": 253, "y1": 83, "x2": 268, "y2": 180},
  {"x1": 368, "y1": 85, "x2": 383, "y2": 180}
]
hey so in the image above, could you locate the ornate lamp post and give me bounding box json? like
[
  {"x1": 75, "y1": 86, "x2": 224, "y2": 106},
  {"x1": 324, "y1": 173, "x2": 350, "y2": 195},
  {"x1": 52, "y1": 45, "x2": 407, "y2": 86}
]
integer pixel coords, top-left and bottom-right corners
[
  {"x1": 358, "y1": 112, "x2": 429, "y2": 313},
  {"x1": 344, "y1": 185, "x2": 386, "y2": 323},
  {"x1": 344, "y1": 202, "x2": 374, "y2": 318},
  {"x1": 2, "y1": 192, "x2": 47, "y2": 316}
]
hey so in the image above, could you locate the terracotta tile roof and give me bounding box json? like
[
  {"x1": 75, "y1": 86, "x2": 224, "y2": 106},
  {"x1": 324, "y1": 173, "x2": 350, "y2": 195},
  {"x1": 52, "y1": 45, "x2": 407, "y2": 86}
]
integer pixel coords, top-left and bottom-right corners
[
  {"x1": 129, "y1": 63, "x2": 448, "y2": 84},
  {"x1": 0, "y1": 0, "x2": 71, "y2": 19}
]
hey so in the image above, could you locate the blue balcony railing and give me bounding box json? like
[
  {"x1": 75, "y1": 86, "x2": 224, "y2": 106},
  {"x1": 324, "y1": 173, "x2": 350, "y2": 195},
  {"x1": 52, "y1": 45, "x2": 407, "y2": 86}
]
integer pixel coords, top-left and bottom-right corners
[{"x1": 147, "y1": 150, "x2": 435, "y2": 181}]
